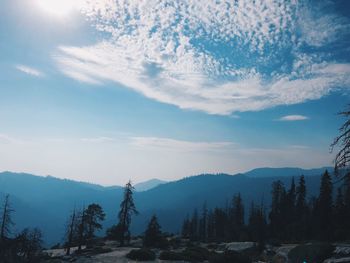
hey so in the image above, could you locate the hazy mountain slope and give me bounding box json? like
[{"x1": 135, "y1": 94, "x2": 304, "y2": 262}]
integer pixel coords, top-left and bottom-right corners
[
  {"x1": 134, "y1": 178, "x2": 167, "y2": 192},
  {"x1": 0, "y1": 168, "x2": 329, "y2": 246},
  {"x1": 131, "y1": 173, "x2": 323, "y2": 234},
  {"x1": 0, "y1": 172, "x2": 124, "y2": 246}
]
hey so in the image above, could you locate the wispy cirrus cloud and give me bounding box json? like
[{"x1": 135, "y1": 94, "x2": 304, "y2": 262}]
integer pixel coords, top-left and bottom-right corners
[
  {"x1": 278, "y1": 115, "x2": 309, "y2": 121},
  {"x1": 54, "y1": 0, "x2": 350, "y2": 115},
  {"x1": 80, "y1": 137, "x2": 115, "y2": 143},
  {"x1": 130, "y1": 137, "x2": 235, "y2": 152},
  {"x1": 15, "y1": 65, "x2": 44, "y2": 77}
]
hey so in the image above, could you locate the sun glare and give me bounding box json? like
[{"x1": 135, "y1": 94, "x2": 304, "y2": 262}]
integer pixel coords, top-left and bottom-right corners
[{"x1": 36, "y1": 0, "x2": 79, "y2": 17}]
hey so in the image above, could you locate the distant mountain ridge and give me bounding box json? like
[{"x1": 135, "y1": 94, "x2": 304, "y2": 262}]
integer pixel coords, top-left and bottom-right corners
[
  {"x1": 244, "y1": 166, "x2": 333, "y2": 178},
  {"x1": 0, "y1": 167, "x2": 331, "y2": 246}
]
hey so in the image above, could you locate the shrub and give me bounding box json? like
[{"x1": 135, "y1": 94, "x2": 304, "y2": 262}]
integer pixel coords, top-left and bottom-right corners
[
  {"x1": 181, "y1": 247, "x2": 211, "y2": 262},
  {"x1": 272, "y1": 254, "x2": 287, "y2": 263},
  {"x1": 209, "y1": 250, "x2": 251, "y2": 263},
  {"x1": 167, "y1": 237, "x2": 182, "y2": 249},
  {"x1": 159, "y1": 250, "x2": 184, "y2": 260},
  {"x1": 126, "y1": 248, "x2": 156, "y2": 261},
  {"x1": 160, "y1": 246, "x2": 213, "y2": 262},
  {"x1": 143, "y1": 215, "x2": 162, "y2": 248},
  {"x1": 157, "y1": 237, "x2": 170, "y2": 249},
  {"x1": 206, "y1": 243, "x2": 218, "y2": 250},
  {"x1": 240, "y1": 245, "x2": 261, "y2": 261},
  {"x1": 106, "y1": 224, "x2": 123, "y2": 241},
  {"x1": 288, "y1": 243, "x2": 334, "y2": 263}
]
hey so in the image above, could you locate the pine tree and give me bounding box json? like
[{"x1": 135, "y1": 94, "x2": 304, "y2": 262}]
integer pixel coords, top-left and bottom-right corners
[
  {"x1": 206, "y1": 210, "x2": 215, "y2": 241},
  {"x1": 269, "y1": 180, "x2": 286, "y2": 239},
  {"x1": 0, "y1": 194, "x2": 14, "y2": 240},
  {"x1": 296, "y1": 175, "x2": 307, "y2": 214},
  {"x1": 317, "y1": 170, "x2": 333, "y2": 240},
  {"x1": 229, "y1": 193, "x2": 244, "y2": 240},
  {"x1": 181, "y1": 215, "x2": 190, "y2": 238},
  {"x1": 189, "y1": 209, "x2": 198, "y2": 241},
  {"x1": 248, "y1": 202, "x2": 266, "y2": 252},
  {"x1": 286, "y1": 177, "x2": 296, "y2": 240},
  {"x1": 117, "y1": 180, "x2": 138, "y2": 246},
  {"x1": 143, "y1": 215, "x2": 162, "y2": 247},
  {"x1": 199, "y1": 202, "x2": 208, "y2": 241},
  {"x1": 85, "y1": 203, "x2": 105, "y2": 240},
  {"x1": 344, "y1": 175, "x2": 350, "y2": 238},
  {"x1": 213, "y1": 207, "x2": 227, "y2": 241},
  {"x1": 334, "y1": 188, "x2": 347, "y2": 240},
  {"x1": 287, "y1": 177, "x2": 296, "y2": 209},
  {"x1": 295, "y1": 175, "x2": 308, "y2": 241}
]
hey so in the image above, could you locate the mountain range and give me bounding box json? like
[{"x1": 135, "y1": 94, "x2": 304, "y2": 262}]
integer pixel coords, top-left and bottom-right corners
[{"x1": 0, "y1": 167, "x2": 333, "y2": 246}]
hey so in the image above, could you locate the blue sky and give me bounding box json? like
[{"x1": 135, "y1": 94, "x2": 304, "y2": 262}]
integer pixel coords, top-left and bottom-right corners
[{"x1": 0, "y1": 0, "x2": 349, "y2": 185}]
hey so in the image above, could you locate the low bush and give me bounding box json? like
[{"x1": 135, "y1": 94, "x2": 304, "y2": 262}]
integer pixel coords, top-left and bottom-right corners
[
  {"x1": 209, "y1": 250, "x2": 251, "y2": 263},
  {"x1": 126, "y1": 248, "x2": 156, "y2": 261},
  {"x1": 160, "y1": 247, "x2": 213, "y2": 262},
  {"x1": 106, "y1": 224, "x2": 123, "y2": 241},
  {"x1": 267, "y1": 238, "x2": 282, "y2": 247},
  {"x1": 167, "y1": 237, "x2": 182, "y2": 249},
  {"x1": 288, "y1": 243, "x2": 334, "y2": 263},
  {"x1": 181, "y1": 247, "x2": 212, "y2": 262},
  {"x1": 206, "y1": 243, "x2": 218, "y2": 250},
  {"x1": 240, "y1": 245, "x2": 261, "y2": 261},
  {"x1": 159, "y1": 250, "x2": 184, "y2": 260}
]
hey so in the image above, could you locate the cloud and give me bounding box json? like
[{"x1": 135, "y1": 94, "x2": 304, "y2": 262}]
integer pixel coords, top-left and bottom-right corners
[
  {"x1": 0, "y1": 133, "x2": 332, "y2": 185},
  {"x1": 15, "y1": 65, "x2": 44, "y2": 77},
  {"x1": 278, "y1": 115, "x2": 309, "y2": 121},
  {"x1": 80, "y1": 137, "x2": 115, "y2": 143},
  {"x1": 0, "y1": 134, "x2": 17, "y2": 144},
  {"x1": 298, "y1": 1, "x2": 350, "y2": 47},
  {"x1": 0, "y1": 133, "x2": 27, "y2": 145},
  {"x1": 130, "y1": 137, "x2": 235, "y2": 152},
  {"x1": 53, "y1": 0, "x2": 350, "y2": 115},
  {"x1": 288, "y1": 145, "x2": 310, "y2": 150}
]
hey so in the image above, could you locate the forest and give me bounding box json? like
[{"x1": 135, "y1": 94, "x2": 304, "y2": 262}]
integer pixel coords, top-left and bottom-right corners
[{"x1": 0, "y1": 109, "x2": 350, "y2": 262}]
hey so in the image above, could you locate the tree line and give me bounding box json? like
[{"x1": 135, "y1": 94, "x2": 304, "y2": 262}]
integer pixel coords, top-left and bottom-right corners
[
  {"x1": 63, "y1": 180, "x2": 166, "y2": 252},
  {"x1": 181, "y1": 171, "x2": 350, "y2": 248},
  {"x1": 0, "y1": 194, "x2": 43, "y2": 262},
  {"x1": 0, "y1": 179, "x2": 160, "y2": 261}
]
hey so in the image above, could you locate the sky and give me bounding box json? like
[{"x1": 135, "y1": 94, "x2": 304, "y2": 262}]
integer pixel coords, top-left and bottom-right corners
[{"x1": 0, "y1": 0, "x2": 349, "y2": 186}]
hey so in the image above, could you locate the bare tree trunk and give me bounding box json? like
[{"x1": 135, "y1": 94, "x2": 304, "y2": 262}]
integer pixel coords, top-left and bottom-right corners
[
  {"x1": 66, "y1": 209, "x2": 76, "y2": 256},
  {"x1": 77, "y1": 208, "x2": 85, "y2": 252},
  {"x1": 0, "y1": 195, "x2": 9, "y2": 240}
]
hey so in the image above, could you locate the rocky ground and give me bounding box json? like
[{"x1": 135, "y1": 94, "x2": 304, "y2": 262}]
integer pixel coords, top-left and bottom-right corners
[
  {"x1": 42, "y1": 239, "x2": 350, "y2": 263},
  {"x1": 43, "y1": 239, "x2": 172, "y2": 263}
]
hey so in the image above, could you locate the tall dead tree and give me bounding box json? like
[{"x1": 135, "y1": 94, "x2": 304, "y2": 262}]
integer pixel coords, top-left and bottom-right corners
[
  {"x1": 331, "y1": 106, "x2": 350, "y2": 181},
  {"x1": 65, "y1": 208, "x2": 76, "y2": 255},
  {"x1": 117, "y1": 180, "x2": 138, "y2": 246},
  {"x1": 0, "y1": 194, "x2": 14, "y2": 240},
  {"x1": 77, "y1": 207, "x2": 86, "y2": 252}
]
